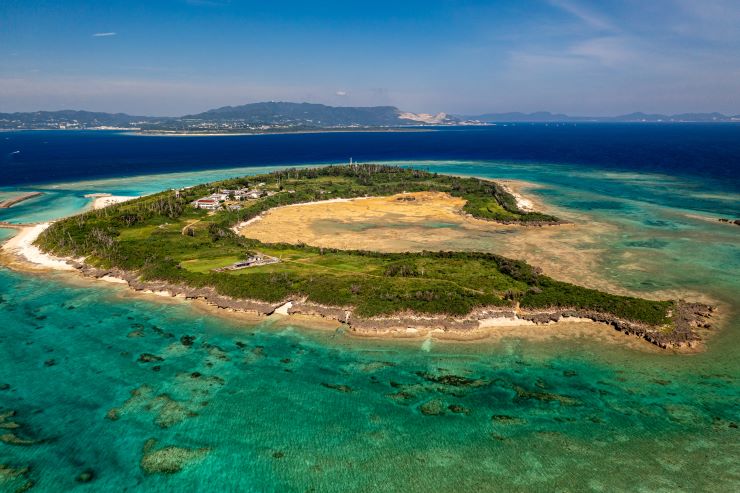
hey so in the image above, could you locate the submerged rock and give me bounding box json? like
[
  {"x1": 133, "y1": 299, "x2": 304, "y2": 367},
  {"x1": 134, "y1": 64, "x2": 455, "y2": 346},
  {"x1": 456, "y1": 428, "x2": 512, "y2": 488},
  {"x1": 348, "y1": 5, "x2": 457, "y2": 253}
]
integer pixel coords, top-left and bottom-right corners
[
  {"x1": 419, "y1": 399, "x2": 445, "y2": 416},
  {"x1": 75, "y1": 469, "x2": 95, "y2": 483},
  {"x1": 0, "y1": 411, "x2": 38, "y2": 446},
  {"x1": 0, "y1": 433, "x2": 37, "y2": 446},
  {"x1": 0, "y1": 464, "x2": 34, "y2": 493},
  {"x1": 140, "y1": 438, "x2": 209, "y2": 475},
  {"x1": 137, "y1": 353, "x2": 164, "y2": 363},
  {"x1": 174, "y1": 372, "x2": 225, "y2": 398},
  {"x1": 321, "y1": 382, "x2": 353, "y2": 393},
  {"x1": 415, "y1": 372, "x2": 487, "y2": 388},
  {"x1": 180, "y1": 335, "x2": 196, "y2": 347},
  {"x1": 202, "y1": 343, "x2": 230, "y2": 362},
  {"x1": 357, "y1": 361, "x2": 396, "y2": 373},
  {"x1": 151, "y1": 395, "x2": 198, "y2": 428},
  {"x1": 109, "y1": 385, "x2": 197, "y2": 428},
  {"x1": 491, "y1": 414, "x2": 527, "y2": 425},
  {"x1": 512, "y1": 385, "x2": 580, "y2": 406},
  {"x1": 448, "y1": 404, "x2": 471, "y2": 415},
  {"x1": 387, "y1": 391, "x2": 415, "y2": 404},
  {"x1": 150, "y1": 326, "x2": 175, "y2": 338}
]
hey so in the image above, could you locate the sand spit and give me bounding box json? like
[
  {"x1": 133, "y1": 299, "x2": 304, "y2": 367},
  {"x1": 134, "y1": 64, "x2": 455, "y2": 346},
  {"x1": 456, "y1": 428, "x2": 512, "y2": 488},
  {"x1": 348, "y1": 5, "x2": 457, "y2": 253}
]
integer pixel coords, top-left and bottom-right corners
[
  {"x1": 0, "y1": 223, "x2": 75, "y2": 271},
  {"x1": 0, "y1": 192, "x2": 43, "y2": 209},
  {"x1": 85, "y1": 193, "x2": 139, "y2": 210},
  {"x1": 499, "y1": 182, "x2": 534, "y2": 212}
]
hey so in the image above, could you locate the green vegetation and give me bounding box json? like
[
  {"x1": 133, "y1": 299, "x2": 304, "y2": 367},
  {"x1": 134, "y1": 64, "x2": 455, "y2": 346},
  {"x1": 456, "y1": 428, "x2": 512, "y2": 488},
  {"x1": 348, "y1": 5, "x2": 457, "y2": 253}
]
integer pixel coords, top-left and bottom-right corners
[
  {"x1": 210, "y1": 164, "x2": 560, "y2": 226},
  {"x1": 36, "y1": 165, "x2": 671, "y2": 325}
]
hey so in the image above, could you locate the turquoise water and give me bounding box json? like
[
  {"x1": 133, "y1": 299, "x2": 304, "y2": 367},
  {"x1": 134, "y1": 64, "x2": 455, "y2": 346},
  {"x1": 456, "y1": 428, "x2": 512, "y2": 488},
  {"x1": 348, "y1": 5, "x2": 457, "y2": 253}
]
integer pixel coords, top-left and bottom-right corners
[
  {"x1": 0, "y1": 164, "x2": 314, "y2": 225},
  {"x1": 0, "y1": 229, "x2": 14, "y2": 242},
  {"x1": 1, "y1": 161, "x2": 739, "y2": 491}
]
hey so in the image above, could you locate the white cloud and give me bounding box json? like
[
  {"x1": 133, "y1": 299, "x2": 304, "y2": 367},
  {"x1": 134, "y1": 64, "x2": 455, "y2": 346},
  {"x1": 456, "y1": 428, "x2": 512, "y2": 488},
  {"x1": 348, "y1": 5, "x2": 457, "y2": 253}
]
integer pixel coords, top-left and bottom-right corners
[
  {"x1": 92, "y1": 32, "x2": 117, "y2": 37},
  {"x1": 335, "y1": 91, "x2": 347, "y2": 96},
  {"x1": 569, "y1": 37, "x2": 637, "y2": 67},
  {"x1": 0, "y1": 77, "x2": 371, "y2": 115},
  {"x1": 547, "y1": 0, "x2": 616, "y2": 31}
]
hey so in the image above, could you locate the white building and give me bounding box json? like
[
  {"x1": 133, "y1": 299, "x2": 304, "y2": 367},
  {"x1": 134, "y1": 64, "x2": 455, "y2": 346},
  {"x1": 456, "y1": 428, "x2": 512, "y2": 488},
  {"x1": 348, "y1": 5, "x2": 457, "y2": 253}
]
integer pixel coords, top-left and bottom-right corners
[{"x1": 193, "y1": 198, "x2": 220, "y2": 210}]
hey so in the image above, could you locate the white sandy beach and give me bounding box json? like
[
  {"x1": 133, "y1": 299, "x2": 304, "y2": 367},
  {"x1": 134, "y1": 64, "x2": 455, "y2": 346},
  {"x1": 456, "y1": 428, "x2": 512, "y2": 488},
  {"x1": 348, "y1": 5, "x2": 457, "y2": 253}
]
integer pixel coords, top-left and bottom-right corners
[
  {"x1": 84, "y1": 193, "x2": 139, "y2": 210},
  {"x1": 499, "y1": 183, "x2": 535, "y2": 212},
  {"x1": 1, "y1": 223, "x2": 74, "y2": 270},
  {"x1": 0, "y1": 191, "x2": 138, "y2": 269}
]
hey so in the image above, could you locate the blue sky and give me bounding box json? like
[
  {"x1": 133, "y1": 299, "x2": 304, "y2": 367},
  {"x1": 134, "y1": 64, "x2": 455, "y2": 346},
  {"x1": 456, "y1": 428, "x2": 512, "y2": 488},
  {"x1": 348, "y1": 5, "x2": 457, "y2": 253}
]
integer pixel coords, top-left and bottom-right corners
[{"x1": 1, "y1": 0, "x2": 739, "y2": 115}]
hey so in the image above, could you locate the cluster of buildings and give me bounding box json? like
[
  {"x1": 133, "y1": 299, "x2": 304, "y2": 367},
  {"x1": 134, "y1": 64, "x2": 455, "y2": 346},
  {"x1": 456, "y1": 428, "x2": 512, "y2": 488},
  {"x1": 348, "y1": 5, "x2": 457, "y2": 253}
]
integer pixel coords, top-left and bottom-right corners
[
  {"x1": 192, "y1": 186, "x2": 271, "y2": 211},
  {"x1": 163, "y1": 119, "x2": 284, "y2": 132}
]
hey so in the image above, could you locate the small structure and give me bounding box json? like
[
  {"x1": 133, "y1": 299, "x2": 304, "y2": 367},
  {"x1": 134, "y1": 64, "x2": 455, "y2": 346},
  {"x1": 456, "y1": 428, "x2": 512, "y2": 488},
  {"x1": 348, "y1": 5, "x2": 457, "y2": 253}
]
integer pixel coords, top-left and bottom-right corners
[
  {"x1": 212, "y1": 254, "x2": 280, "y2": 271},
  {"x1": 192, "y1": 186, "x2": 267, "y2": 210},
  {"x1": 217, "y1": 188, "x2": 265, "y2": 201},
  {"x1": 245, "y1": 190, "x2": 266, "y2": 199},
  {"x1": 193, "y1": 198, "x2": 220, "y2": 210}
]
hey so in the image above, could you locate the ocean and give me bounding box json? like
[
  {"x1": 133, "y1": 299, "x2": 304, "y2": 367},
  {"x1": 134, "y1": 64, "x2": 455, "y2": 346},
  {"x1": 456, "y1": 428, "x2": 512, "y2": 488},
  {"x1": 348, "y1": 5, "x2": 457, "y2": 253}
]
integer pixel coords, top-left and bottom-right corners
[
  {"x1": 3, "y1": 125, "x2": 740, "y2": 190},
  {"x1": 0, "y1": 128, "x2": 738, "y2": 492}
]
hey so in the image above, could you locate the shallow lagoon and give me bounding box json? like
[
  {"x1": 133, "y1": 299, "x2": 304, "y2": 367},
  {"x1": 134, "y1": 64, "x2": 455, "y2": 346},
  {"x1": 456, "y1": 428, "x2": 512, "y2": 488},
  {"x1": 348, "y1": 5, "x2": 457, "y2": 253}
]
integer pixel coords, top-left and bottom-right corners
[{"x1": 1, "y1": 157, "x2": 739, "y2": 491}]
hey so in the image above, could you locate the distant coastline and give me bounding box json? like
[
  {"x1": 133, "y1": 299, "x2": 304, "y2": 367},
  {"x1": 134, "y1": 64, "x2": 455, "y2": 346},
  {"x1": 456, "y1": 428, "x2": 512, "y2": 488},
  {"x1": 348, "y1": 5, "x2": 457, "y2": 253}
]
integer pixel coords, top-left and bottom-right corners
[
  {"x1": 3, "y1": 101, "x2": 739, "y2": 134},
  {"x1": 128, "y1": 127, "x2": 437, "y2": 137}
]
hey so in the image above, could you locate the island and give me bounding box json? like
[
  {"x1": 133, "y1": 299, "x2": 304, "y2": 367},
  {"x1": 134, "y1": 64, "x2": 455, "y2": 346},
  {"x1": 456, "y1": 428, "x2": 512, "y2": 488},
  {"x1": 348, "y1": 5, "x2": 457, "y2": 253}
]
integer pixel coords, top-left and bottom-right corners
[
  {"x1": 3, "y1": 103, "x2": 740, "y2": 133},
  {"x1": 30, "y1": 165, "x2": 713, "y2": 349}
]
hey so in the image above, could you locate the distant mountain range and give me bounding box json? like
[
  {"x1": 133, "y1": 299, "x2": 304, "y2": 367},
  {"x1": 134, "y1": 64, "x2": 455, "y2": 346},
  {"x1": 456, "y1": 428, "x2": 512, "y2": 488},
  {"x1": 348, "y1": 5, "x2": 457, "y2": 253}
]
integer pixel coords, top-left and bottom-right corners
[
  {"x1": 0, "y1": 102, "x2": 458, "y2": 132},
  {"x1": 461, "y1": 111, "x2": 740, "y2": 123},
  {"x1": 1, "y1": 102, "x2": 738, "y2": 132},
  {"x1": 182, "y1": 102, "x2": 455, "y2": 126},
  {"x1": 0, "y1": 110, "x2": 155, "y2": 128}
]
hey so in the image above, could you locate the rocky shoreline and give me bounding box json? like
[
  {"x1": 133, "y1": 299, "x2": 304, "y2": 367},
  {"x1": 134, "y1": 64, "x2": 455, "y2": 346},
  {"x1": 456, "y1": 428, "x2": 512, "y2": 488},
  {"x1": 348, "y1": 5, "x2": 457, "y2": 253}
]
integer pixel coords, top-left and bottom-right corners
[
  {"x1": 718, "y1": 218, "x2": 740, "y2": 226},
  {"x1": 0, "y1": 221, "x2": 716, "y2": 351},
  {"x1": 66, "y1": 261, "x2": 714, "y2": 350}
]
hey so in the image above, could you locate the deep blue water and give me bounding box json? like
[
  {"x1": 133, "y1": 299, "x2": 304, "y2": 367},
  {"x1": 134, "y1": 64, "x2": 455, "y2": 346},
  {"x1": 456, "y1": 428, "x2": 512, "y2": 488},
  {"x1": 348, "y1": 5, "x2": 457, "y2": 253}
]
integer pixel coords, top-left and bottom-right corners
[{"x1": 2, "y1": 125, "x2": 740, "y2": 189}]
